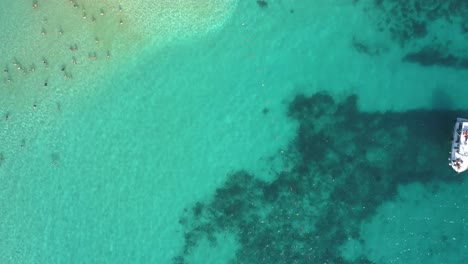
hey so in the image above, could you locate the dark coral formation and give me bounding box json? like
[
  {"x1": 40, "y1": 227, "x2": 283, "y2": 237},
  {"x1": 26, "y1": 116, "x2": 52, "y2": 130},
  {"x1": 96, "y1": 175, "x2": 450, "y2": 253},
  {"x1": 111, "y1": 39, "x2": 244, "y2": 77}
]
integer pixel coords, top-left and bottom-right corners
[
  {"x1": 366, "y1": 0, "x2": 448, "y2": 46},
  {"x1": 366, "y1": 2, "x2": 417, "y2": 46},
  {"x1": 351, "y1": 37, "x2": 386, "y2": 56},
  {"x1": 174, "y1": 92, "x2": 466, "y2": 264},
  {"x1": 256, "y1": 0, "x2": 268, "y2": 8},
  {"x1": 403, "y1": 47, "x2": 468, "y2": 68},
  {"x1": 360, "y1": 0, "x2": 468, "y2": 68}
]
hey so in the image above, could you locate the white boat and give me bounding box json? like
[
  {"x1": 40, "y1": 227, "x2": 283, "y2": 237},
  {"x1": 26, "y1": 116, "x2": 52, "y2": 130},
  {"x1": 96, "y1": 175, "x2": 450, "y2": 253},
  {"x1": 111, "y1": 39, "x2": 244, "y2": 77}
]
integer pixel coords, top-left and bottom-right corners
[{"x1": 449, "y1": 118, "x2": 468, "y2": 173}]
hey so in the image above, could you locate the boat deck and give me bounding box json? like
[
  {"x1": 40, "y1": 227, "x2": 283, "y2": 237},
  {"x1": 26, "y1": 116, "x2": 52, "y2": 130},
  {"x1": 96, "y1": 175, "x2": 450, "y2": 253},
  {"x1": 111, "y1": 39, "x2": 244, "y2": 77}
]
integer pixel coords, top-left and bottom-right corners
[{"x1": 450, "y1": 118, "x2": 468, "y2": 173}]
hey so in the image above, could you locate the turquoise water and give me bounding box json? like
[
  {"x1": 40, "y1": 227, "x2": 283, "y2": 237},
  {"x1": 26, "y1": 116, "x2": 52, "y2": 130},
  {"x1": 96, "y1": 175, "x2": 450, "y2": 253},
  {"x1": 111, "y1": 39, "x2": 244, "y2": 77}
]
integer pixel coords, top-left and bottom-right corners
[{"x1": 2, "y1": 0, "x2": 468, "y2": 263}]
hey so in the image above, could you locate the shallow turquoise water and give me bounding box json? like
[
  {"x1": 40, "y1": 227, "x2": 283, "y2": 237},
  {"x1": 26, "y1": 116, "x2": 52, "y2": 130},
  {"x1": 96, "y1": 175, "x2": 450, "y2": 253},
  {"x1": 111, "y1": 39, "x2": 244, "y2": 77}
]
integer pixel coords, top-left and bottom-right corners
[{"x1": 2, "y1": 0, "x2": 468, "y2": 263}]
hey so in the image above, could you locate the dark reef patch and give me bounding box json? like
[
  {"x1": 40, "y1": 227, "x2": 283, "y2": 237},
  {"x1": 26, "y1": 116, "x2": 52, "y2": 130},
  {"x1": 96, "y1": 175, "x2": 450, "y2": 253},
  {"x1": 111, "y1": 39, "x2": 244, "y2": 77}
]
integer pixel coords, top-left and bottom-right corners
[
  {"x1": 403, "y1": 47, "x2": 468, "y2": 69},
  {"x1": 256, "y1": 0, "x2": 268, "y2": 8},
  {"x1": 351, "y1": 37, "x2": 388, "y2": 56},
  {"x1": 173, "y1": 91, "x2": 466, "y2": 264},
  {"x1": 403, "y1": 48, "x2": 456, "y2": 66},
  {"x1": 366, "y1": 0, "x2": 441, "y2": 46},
  {"x1": 361, "y1": 0, "x2": 468, "y2": 69},
  {"x1": 352, "y1": 38, "x2": 372, "y2": 55}
]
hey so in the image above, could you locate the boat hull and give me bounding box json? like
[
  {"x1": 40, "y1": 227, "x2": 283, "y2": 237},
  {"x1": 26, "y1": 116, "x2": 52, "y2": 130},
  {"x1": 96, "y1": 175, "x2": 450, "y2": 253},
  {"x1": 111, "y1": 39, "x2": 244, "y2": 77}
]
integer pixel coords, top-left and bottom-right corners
[{"x1": 449, "y1": 118, "x2": 468, "y2": 173}]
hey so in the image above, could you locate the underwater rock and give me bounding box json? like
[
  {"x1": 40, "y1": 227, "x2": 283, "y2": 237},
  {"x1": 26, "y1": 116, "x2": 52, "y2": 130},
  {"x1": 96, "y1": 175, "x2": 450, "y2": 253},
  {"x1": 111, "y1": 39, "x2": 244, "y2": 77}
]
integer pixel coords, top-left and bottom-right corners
[
  {"x1": 403, "y1": 47, "x2": 464, "y2": 68},
  {"x1": 351, "y1": 37, "x2": 388, "y2": 56},
  {"x1": 256, "y1": 0, "x2": 268, "y2": 8}
]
